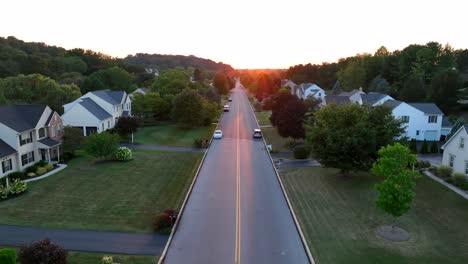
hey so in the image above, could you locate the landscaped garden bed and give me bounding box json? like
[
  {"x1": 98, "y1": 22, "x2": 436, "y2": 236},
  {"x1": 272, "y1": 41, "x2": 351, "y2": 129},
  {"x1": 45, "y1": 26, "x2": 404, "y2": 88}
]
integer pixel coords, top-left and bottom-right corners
[{"x1": 429, "y1": 165, "x2": 468, "y2": 191}]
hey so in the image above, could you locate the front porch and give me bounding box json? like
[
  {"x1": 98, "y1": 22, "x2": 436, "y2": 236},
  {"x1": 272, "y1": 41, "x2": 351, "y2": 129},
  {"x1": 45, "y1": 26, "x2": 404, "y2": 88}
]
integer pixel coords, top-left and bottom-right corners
[{"x1": 38, "y1": 138, "x2": 61, "y2": 164}]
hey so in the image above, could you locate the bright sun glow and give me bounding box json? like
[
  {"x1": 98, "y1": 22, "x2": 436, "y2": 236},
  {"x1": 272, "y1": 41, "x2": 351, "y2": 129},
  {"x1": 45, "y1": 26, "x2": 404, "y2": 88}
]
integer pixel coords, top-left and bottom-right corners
[{"x1": 1, "y1": 0, "x2": 467, "y2": 69}]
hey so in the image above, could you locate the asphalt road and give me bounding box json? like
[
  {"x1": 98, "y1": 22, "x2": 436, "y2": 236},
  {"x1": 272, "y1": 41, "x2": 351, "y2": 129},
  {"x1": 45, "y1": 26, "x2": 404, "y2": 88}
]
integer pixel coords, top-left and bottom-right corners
[{"x1": 163, "y1": 83, "x2": 309, "y2": 263}]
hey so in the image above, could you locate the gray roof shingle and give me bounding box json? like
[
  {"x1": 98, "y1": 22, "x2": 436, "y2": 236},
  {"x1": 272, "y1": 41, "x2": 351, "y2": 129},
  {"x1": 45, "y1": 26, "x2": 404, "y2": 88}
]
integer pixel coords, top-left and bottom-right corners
[
  {"x1": 325, "y1": 95, "x2": 351, "y2": 105},
  {"x1": 361, "y1": 93, "x2": 388, "y2": 105},
  {"x1": 38, "y1": 138, "x2": 60, "y2": 147},
  {"x1": 0, "y1": 139, "x2": 16, "y2": 158},
  {"x1": 408, "y1": 103, "x2": 444, "y2": 115},
  {"x1": 79, "y1": 98, "x2": 112, "y2": 121},
  {"x1": 0, "y1": 104, "x2": 47, "y2": 132},
  {"x1": 91, "y1": 90, "x2": 126, "y2": 105},
  {"x1": 383, "y1": 100, "x2": 403, "y2": 109}
]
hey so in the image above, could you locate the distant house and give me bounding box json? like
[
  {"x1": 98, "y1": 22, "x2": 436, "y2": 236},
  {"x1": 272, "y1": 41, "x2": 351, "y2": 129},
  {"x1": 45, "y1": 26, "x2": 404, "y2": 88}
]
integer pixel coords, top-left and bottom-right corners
[
  {"x1": 290, "y1": 83, "x2": 326, "y2": 105},
  {"x1": 441, "y1": 125, "x2": 468, "y2": 176},
  {"x1": 441, "y1": 117, "x2": 453, "y2": 140},
  {"x1": 61, "y1": 90, "x2": 132, "y2": 136},
  {"x1": 130, "y1": 88, "x2": 149, "y2": 99},
  {"x1": 281, "y1": 79, "x2": 297, "y2": 91},
  {"x1": 324, "y1": 95, "x2": 351, "y2": 105},
  {"x1": 338, "y1": 89, "x2": 365, "y2": 105},
  {"x1": 383, "y1": 101, "x2": 444, "y2": 141},
  {"x1": 360, "y1": 92, "x2": 394, "y2": 106},
  {"x1": 0, "y1": 104, "x2": 63, "y2": 179}
]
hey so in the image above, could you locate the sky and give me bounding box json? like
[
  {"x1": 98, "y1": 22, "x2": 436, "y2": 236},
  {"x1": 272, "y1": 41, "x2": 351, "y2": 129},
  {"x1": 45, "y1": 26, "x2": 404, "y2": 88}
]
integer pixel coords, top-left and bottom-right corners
[{"x1": 1, "y1": 0, "x2": 467, "y2": 69}]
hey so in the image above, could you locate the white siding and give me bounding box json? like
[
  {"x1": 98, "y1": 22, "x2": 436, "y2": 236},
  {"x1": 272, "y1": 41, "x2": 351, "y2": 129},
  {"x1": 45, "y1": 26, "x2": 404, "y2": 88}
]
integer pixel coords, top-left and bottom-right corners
[
  {"x1": 0, "y1": 123, "x2": 19, "y2": 149},
  {"x1": 392, "y1": 103, "x2": 443, "y2": 140},
  {"x1": 442, "y1": 128, "x2": 468, "y2": 175},
  {"x1": 0, "y1": 154, "x2": 18, "y2": 178},
  {"x1": 61, "y1": 104, "x2": 102, "y2": 135}
]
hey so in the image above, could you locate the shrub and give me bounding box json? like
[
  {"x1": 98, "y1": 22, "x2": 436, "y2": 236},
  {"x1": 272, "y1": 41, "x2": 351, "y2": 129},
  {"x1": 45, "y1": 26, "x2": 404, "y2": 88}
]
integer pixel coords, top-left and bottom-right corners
[
  {"x1": 420, "y1": 140, "x2": 429, "y2": 154},
  {"x1": 193, "y1": 138, "x2": 204, "y2": 148},
  {"x1": 437, "y1": 165, "x2": 453, "y2": 178},
  {"x1": 19, "y1": 239, "x2": 67, "y2": 264},
  {"x1": 101, "y1": 256, "x2": 113, "y2": 264},
  {"x1": 36, "y1": 160, "x2": 48, "y2": 167},
  {"x1": 293, "y1": 144, "x2": 311, "y2": 159},
  {"x1": 408, "y1": 139, "x2": 417, "y2": 153},
  {"x1": 452, "y1": 173, "x2": 467, "y2": 187},
  {"x1": 253, "y1": 101, "x2": 262, "y2": 112},
  {"x1": 62, "y1": 152, "x2": 75, "y2": 162},
  {"x1": 25, "y1": 165, "x2": 38, "y2": 174},
  {"x1": 0, "y1": 248, "x2": 16, "y2": 264},
  {"x1": 8, "y1": 179, "x2": 27, "y2": 195},
  {"x1": 45, "y1": 164, "x2": 54, "y2": 171},
  {"x1": 430, "y1": 141, "x2": 439, "y2": 153},
  {"x1": 153, "y1": 209, "x2": 177, "y2": 233},
  {"x1": 27, "y1": 172, "x2": 36, "y2": 177},
  {"x1": 0, "y1": 185, "x2": 8, "y2": 200},
  {"x1": 36, "y1": 167, "x2": 48, "y2": 176},
  {"x1": 414, "y1": 160, "x2": 431, "y2": 169},
  {"x1": 7, "y1": 171, "x2": 25, "y2": 181},
  {"x1": 115, "y1": 147, "x2": 133, "y2": 161}
]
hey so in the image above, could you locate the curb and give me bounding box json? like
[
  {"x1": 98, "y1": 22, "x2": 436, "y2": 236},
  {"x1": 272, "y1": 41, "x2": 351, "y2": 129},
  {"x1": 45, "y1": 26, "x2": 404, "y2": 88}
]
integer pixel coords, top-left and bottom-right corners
[
  {"x1": 247, "y1": 95, "x2": 315, "y2": 264},
  {"x1": 157, "y1": 112, "x2": 223, "y2": 264}
]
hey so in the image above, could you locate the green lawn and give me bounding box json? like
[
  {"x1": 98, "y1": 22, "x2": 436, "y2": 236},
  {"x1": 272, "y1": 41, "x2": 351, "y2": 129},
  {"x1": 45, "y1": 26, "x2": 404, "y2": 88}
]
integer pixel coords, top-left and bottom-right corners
[
  {"x1": 281, "y1": 167, "x2": 468, "y2": 264},
  {"x1": 0, "y1": 150, "x2": 202, "y2": 233},
  {"x1": 261, "y1": 127, "x2": 294, "y2": 153},
  {"x1": 255, "y1": 111, "x2": 272, "y2": 126},
  {"x1": 135, "y1": 124, "x2": 215, "y2": 147},
  {"x1": 68, "y1": 251, "x2": 157, "y2": 264}
]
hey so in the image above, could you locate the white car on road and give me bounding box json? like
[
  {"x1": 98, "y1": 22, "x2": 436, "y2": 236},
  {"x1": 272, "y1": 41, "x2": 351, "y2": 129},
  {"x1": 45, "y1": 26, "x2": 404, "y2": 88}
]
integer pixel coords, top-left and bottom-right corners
[
  {"x1": 213, "y1": 130, "x2": 223, "y2": 139},
  {"x1": 224, "y1": 105, "x2": 229, "y2": 112}
]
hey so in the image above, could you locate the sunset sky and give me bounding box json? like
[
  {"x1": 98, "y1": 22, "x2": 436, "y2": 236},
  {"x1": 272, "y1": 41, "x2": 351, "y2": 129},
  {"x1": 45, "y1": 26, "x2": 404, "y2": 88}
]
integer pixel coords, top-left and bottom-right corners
[{"x1": 1, "y1": 0, "x2": 467, "y2": 69}]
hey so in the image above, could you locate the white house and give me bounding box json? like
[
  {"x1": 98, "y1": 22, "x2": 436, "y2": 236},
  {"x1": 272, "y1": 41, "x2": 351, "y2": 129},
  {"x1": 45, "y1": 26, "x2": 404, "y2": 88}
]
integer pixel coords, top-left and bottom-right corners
[
  {"x1": 441, "y1": 125, "x2": 468, "y2": 176},
  {"x1": 338, "y1": 89, "x2": 365, "y2": 105},
  {"x1": 0, "y1": 104, "x2": 63, "y2": 179},
  {"x1": 290, "y1": 83, "x2": 326, "y2": 105},
  {"x1": 383, "y1": 101, "x2": 444, "y2": 141},
  {"x1": 62, "y1": 90, "x2": 132, "y2": 136}
]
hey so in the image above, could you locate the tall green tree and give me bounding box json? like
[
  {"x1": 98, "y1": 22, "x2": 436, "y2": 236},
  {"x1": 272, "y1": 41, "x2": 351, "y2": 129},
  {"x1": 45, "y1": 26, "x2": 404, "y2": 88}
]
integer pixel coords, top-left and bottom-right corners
[
  {"x1": 399, "y1": 73, "x2": 426, "y2": 102},
  {"x1": 307, "y1": 104, "x2": 403, "y2": 175},
  {"x1": 275, "y1": 97, "x2": 307, "y2": 139},
  {"x1": 81, "y1": 66, "x2": 134, "y2": 93},
  {"x1": 62, "y1": 126, "x2": 84, "y2": 155},
  {"x1": 337, "y1": 60, "x2": 367, "y2": 91},
  {"x1": 429, "y1": 69, "x2": 462, "y2": 111},
  {"x1": 84, "y1": 132, "x2": 120, "y2": 160},
  {"x1": 213, "y1": 72, "x2": 230, "y2": 95},
  {"x1": 171, "y1": 89, "x2": 205, "y2": 127},
  {"x1": 372, "y1": 143, "x2": 418, "y2": 222},
  {"x1": 131, "y1": 93, "x2": 171, "y2": 121}
]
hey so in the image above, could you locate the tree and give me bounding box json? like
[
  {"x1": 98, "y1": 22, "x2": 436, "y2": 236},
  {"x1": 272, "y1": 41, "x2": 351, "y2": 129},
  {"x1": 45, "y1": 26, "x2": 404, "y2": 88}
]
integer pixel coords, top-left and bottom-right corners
[
  {"x1": 369, "y1": 75, "x2": 391, "y2": 93},
  {"x1": 131, "y1": 92, "x2": 171, "y2": 122},
  {"x1": 62, "y1": 126, "x2": 84, "y2": 155},
  {"x1": 213, "y1": 72, "x2": 230, "y2": 95},
  {"x1": 430, "y1": 141, "x2": 439, "y2": 154},
  {"x1": 399, "y1": 73, "x2": 426, "y2": 102},
  {"x1": 429, "y1": 69, "x2": 462, "y2": 112},
  {"x1": 372, "y1": 143, "x2": 418, "y2": 222},
  {"x1": 84, "y1": 132, "x2": 120, "y2": 160},
  {"x1": 19, "y1": 239, "x2": 67, "y2": 264},
  {"x1": 115, "y1": 116, "x2": 140, "y2": 141},
  {"x1": 269, "y1": 91, "x2": 296, "y2": 126},
  {"x1": 171, "y1": 89, "x2": 205, "y2": 127},
  {"x1": 306, "y1": 104, "x2": 403, "y2": 175},
  {"x1": 81, "y1": 66, "x2": 134, "y2": 93},
  {"x1": 337, "y1": 60, "x2": 367, "y2": 91},
  {"x1": 152, "y1": 69, "x2": 190, "y2": 96},
  {"x1": 420, "y1": 140, "x2": 429, "y2": 154},
  {"x1": 275, "y1": 97, "x2": 307, "y2": 139},
  {"x1": 331, "y1": 80, "x2": 343, "y2": 95},
  {"x1": 193, "y1": 68, "x2": 204, "y2": 82},
  {"x1": 0, "y1": 74, "x2": 81, "y2": 114}
]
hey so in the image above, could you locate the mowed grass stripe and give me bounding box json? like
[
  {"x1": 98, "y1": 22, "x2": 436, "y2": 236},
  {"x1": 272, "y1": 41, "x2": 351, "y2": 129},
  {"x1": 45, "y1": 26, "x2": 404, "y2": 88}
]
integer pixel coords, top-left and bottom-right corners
[
  {"x1": 0, "y1": 150, "x2": 203, "y2": 233},
  {"x1": 281, "y1": 167, "x2": 468, "y2": 264}
]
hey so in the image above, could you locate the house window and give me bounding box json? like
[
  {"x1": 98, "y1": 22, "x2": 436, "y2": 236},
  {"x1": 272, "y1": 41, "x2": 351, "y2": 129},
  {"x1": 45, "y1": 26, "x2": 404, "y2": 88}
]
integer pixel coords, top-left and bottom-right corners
[
  {"x1": 401, "y1": 116, "x2": 410, "y2": 123},
  {"x1": 2, "y1": 159, "x2": 12, "y2": 174},
  {"x1": 465, "y1": 161, "x2": 468, "y2": 174},
  {"x1": 416, "y1": 130, "x2": 420, "y2": 136},
  {"x1": 460, "y1": 138, "x2": 465, "y2": 149},
  {"x1": 428, "y1": 115, "x2": 438, "y2": 123},
  {"x1": 21, "y1": 151, "x2": 35, "y2": 166},
  {"x1": 449, "y1": 155, "x2": 455, "y2": 168},
  {"x1": 51, "y1": 125, "x2": 56, "y2": 137},
  {"x1": 38, "y1": 128, "x2": 46, "y2": 138},
  {"x1": 19, "y1": 132, "x2": 33, "y2": 146}
]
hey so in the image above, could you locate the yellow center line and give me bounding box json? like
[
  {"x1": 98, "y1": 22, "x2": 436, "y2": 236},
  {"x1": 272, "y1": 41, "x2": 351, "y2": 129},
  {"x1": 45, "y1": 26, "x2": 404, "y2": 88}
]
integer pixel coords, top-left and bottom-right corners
[{"x1": 235, "y1": 92, "x2": 241, "y2": 264}]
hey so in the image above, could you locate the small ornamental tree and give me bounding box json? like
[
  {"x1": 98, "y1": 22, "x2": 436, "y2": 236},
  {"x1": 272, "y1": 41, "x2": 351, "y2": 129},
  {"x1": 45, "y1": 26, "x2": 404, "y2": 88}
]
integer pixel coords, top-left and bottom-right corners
[
  {"x1": 62, "y1": 126, "x2": 84, "y2": 155},
  {"x1": 430, "y1": 141, "x2": 439, "y2": 154},
  {"x1": 84, "y1": 132, "x2": 120, "y2": 160},
  {"x1": 420, "y1": 139, "x2": 429, "y2": 154},
  {"x1": 408, "y1": 139, "x2": 417, "y2": 153},
  {"x1": 372, "y1": 143, "x2": 418, "y2": 228},
  {"x1": 115, "y1": 116, "x2": 140, "y2": 140},
  {"x1": 19, "y1": 239, "x2": 67, "y2": 264}
]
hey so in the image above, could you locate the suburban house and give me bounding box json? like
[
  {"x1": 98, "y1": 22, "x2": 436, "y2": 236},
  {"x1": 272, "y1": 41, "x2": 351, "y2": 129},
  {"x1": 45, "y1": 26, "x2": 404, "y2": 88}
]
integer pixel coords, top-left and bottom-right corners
[
  {"x1": 338, "y1": 89, "x2": 365, "y2": 105},
  {"x1": 383, "y1": 100, "x2": 444, "y2": 141},
  {"x1": 130, "y1": 88, "x2": 148, "y2": 97},
  {"x1": 61, "y1": 90, "x2": 131, "y2": 136},
  {"x1": 360, "y1": 92, "x2": 394, "y2": 106},
  {"x1": 0, "y1": 104, "x2": 63, "y2": 179},
  {"x1": 324, "y1": 95, "x2": 351, "y2": 105},
  {"x1": 290, "y1": 82, "x2": 326, "y2": 104},
  {"x1": 441, "y1": 125, "x2": 468, "y2": 176}
]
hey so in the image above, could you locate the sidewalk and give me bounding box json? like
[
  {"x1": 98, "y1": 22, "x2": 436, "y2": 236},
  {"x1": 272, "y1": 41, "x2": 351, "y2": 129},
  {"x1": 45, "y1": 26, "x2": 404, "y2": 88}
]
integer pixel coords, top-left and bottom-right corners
[{"x1": 120, "y1": 143, "x2": 206, "y2": 153}]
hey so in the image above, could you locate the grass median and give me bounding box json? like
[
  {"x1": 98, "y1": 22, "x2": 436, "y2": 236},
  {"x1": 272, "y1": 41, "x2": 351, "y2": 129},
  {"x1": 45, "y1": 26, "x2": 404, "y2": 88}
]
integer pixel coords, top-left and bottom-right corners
[
  {"x1": 135, "y1": 123, "x2": 215, "y2": 147},
  {"x1": 281, "y1": 167, "x2": 468, "y2": 264}
]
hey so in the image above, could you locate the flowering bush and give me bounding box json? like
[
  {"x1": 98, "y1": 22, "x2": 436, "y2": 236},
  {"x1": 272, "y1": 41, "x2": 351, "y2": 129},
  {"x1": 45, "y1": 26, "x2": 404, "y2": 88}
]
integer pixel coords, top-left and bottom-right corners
[
  {"x1": 27, "y1": 172, "x2": 36, "y2": 177},
  {"x1": 153, "y1": 209, "x2": 178, "y2": 233},
  {"x1": 8, "y1": 179, "x2": 27, "y2": 195},
  {"x1": 0, "y1": 185, "x2": 8, "y2": 200},
  {"x1": 101, "y1": 256, "x2": 113, "y2": 264},
  {"x1": 36, "y1": 167, "x2": 48, "y2": 175},
  {"x1": 115, "y1": 147, "x2": 133, "y2": 161}
]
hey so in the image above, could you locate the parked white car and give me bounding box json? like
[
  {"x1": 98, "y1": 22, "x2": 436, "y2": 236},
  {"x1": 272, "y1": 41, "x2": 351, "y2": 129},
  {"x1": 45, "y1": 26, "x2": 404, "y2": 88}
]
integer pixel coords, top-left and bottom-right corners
[
  {"x1": 224, "y1": 105, "x2": 229, "y2": 112},
  {"x1": 213, "y1": 130, "x2": 223, "y2": 139}
]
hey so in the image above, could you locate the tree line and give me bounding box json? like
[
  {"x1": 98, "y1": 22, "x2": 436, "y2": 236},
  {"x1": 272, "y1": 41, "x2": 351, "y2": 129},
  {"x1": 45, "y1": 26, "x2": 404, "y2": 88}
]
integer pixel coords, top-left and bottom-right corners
[{"x1": 286, "y1": 42, "x2": 468, "y2": 113}]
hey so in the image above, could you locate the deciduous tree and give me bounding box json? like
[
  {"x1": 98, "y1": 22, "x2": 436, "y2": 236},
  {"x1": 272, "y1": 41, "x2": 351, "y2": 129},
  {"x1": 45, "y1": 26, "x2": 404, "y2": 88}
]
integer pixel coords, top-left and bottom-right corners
[{"x1": 84, "y1": 132, "x2": 120, "y2": 160}]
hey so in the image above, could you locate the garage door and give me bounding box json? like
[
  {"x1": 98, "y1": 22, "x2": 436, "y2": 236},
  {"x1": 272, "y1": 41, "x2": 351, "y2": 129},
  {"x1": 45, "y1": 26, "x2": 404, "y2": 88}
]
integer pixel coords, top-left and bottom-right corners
[{"x1": 424, "y1": 130, "x2": 438, "y2": 141}]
